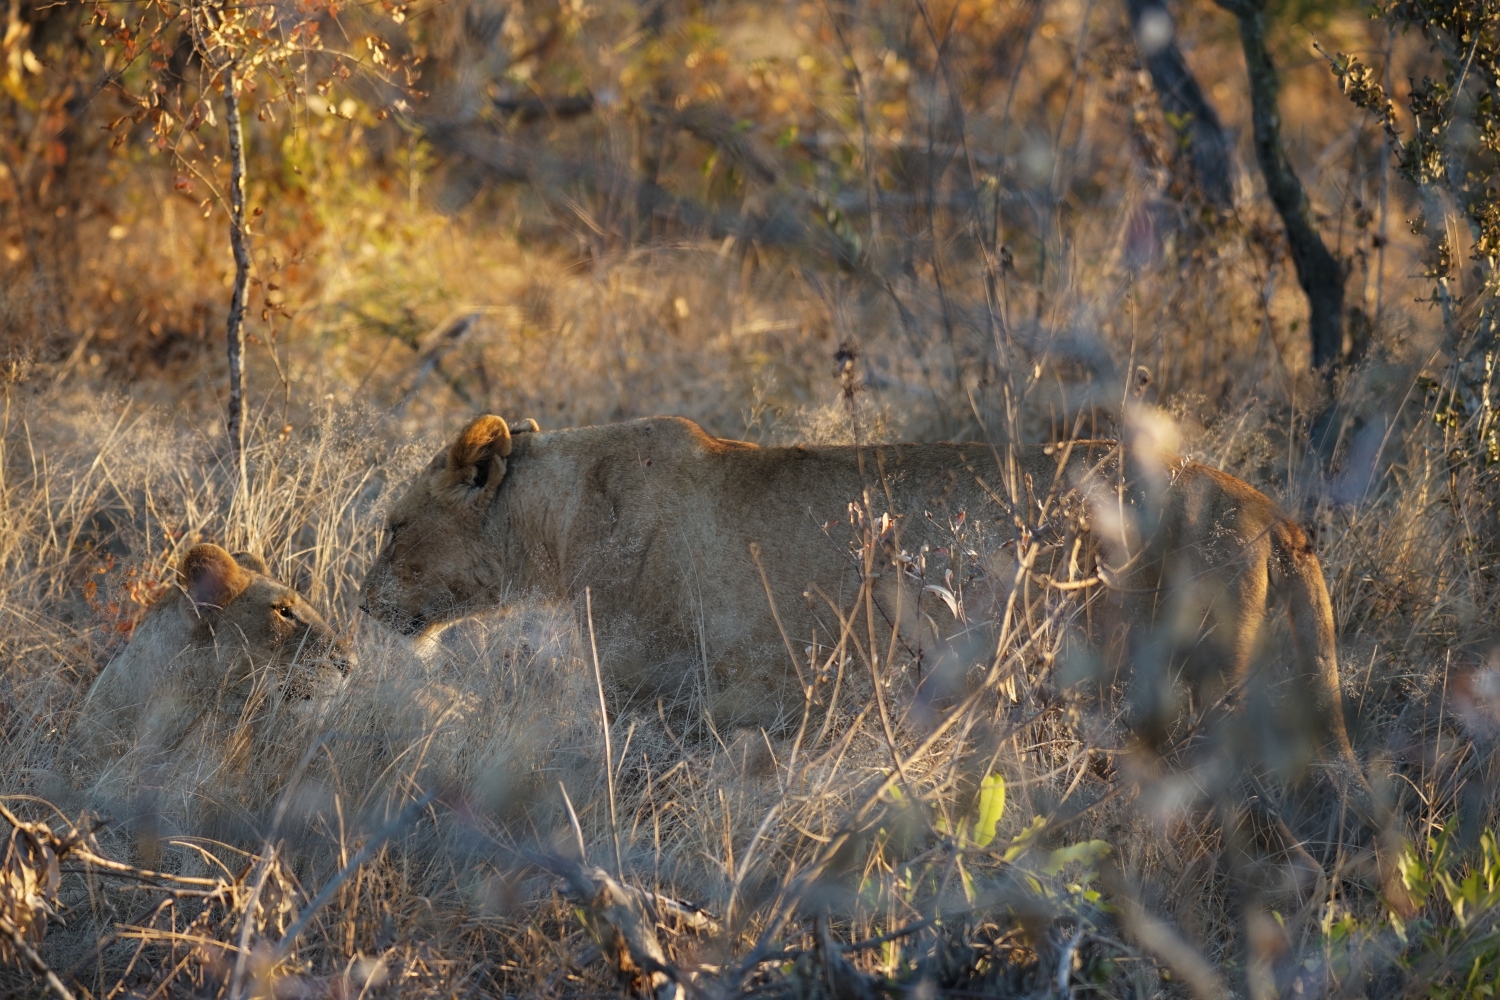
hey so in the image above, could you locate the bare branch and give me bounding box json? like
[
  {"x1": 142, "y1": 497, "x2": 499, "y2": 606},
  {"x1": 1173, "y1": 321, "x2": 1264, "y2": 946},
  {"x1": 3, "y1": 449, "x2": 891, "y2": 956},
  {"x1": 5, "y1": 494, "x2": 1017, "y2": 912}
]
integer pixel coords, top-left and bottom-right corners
[{"x1": 1214, "y1": 0, "x2": 1347, "y2": 372}]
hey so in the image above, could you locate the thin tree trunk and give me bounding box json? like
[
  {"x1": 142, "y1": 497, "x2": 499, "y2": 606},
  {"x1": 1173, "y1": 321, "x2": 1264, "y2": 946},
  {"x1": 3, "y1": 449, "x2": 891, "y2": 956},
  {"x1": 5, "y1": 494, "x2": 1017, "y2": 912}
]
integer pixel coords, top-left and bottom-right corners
[
  {"x1": 1125, "y1": 0, "x2": 1235, "y2": 209},
  {"x1": 222, "y1": 61, "x2": 250, "y2": 484},
  {"x1": 1215, "y1": 0, "x2": 1346, "y2": 372}
]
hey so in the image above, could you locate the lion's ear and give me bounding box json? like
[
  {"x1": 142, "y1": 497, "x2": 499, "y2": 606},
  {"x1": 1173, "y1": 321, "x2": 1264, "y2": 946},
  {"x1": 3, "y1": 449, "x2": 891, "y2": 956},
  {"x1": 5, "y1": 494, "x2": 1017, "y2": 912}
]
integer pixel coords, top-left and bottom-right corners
[
  {"x1": 442, "y1": 415, "x2": 512, "y2": 500},
  {"x1": 180, "y1": 544, "x2": 251, "y2": 613},
  {"x1": 449, "y1": 415, "x2": 513, "y2": 467},
  {"x1": 231, "y1": 550, "x2": 269, "y2": 576}
]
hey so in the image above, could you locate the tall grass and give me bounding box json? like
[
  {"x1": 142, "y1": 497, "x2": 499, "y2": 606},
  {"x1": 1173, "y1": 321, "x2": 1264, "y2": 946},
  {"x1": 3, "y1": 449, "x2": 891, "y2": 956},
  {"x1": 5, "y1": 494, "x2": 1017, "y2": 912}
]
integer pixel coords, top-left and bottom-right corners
[
  {"x1": 2, "y1": 320, "x2": 1500, "y2": 996},
  {"x1": 4, "y1": 0, "x2": 1500, "y2": 996}
]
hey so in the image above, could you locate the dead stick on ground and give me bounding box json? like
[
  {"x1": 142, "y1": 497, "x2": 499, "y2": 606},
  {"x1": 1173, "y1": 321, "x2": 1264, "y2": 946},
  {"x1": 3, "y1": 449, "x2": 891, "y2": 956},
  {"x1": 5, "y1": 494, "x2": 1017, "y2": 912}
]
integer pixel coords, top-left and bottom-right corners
[
  {"x1": 531, "y1": 853, "x2": 705, "y2": 1000},
  {"x1": 1103, "y1": 864, "x2": 1228, "y2": 1000},
  {"x1": 1, "y1": 915, "x2": 77, "y2": 1000},
  {"x1": 259, "y1": 787, "x2": 438, "y2": 980}
]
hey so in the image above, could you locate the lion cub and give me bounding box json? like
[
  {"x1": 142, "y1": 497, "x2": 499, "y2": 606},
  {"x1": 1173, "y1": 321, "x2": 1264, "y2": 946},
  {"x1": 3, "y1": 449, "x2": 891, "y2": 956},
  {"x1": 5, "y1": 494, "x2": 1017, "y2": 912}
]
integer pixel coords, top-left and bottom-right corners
[{"x1": 72, "y1": 543, "x2": 347, "y2": 782}]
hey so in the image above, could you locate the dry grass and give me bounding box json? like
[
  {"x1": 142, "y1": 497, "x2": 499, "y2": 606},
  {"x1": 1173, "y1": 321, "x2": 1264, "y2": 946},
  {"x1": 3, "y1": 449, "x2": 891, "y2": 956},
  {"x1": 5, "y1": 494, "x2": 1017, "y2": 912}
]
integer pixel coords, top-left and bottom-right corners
[
  {"x1": 2, "y1": 332, "x2": 1499, "y2": 997},
  {"x1": 4, "y1": 0, "x2": 1500, "y2": 996}
]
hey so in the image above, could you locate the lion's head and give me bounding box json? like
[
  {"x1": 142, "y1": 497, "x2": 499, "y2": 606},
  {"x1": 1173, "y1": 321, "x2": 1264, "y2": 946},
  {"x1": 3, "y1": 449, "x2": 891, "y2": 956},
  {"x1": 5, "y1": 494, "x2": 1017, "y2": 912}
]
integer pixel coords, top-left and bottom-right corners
[
  {"x1": 75, "y1": 543, "x2": 348, "y2": 769},
  {"x1": 362, "y1": 415, "x2": 527, "y2": 636}
]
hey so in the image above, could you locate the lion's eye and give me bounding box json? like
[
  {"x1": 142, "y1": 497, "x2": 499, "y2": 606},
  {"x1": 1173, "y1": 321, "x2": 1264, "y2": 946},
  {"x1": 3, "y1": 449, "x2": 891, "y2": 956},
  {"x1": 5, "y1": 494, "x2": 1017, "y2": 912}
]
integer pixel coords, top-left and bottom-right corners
[{"x1": 278, "y1": 606, "x2": 299, "y2": 621}]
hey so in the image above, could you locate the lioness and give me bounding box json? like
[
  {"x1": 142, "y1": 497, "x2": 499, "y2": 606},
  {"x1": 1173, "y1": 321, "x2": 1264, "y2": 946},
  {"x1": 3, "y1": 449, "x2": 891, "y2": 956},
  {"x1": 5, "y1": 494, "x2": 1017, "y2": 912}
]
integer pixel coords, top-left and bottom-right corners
[
  {"x1": 74, "y1": 543, "x2": 348, "y2": 777},
  {"x1": 361, "y1": 414, "x2": 1357, "y2": 768}
]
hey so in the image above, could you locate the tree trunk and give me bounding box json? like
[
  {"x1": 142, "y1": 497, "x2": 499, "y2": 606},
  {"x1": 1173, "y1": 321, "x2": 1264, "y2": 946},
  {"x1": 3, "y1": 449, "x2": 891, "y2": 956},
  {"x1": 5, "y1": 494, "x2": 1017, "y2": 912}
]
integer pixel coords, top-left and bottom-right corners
[
  {"x1": 1125, "y1": 0, "x2": 1236, "y2": 209},
  {"x1": 222, "y1": 61, "x2": 251, "y2": 484},
  {"x1": 1216, "y1": 0, "x2": 1346, "y2": 372}
]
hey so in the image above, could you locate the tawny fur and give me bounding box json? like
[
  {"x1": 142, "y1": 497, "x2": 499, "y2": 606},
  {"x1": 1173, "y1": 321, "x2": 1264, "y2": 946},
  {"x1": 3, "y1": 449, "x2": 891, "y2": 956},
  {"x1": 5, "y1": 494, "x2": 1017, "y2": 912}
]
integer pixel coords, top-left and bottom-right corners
[
  {"x1": 362, "y1": 416, "x2": 1356, "y2": 766},
  {"x1": 73, "y1": 543, "x2": 347, "y2": 785}
]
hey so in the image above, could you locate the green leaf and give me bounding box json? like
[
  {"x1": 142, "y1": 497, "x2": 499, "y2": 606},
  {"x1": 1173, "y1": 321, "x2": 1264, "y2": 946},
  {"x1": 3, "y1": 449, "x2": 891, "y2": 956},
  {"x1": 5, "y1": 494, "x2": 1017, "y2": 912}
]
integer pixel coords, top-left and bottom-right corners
[
  {"x1": 1461, "y1": 870, "x2": 1485, "y2": 909},
  {"x1": 1042, "y1": 840, "x2": 1112, "y2": 876},
  {"x1": 1002, "y1": 815, "x2": 1048, "y2": 863},
  {"x1": 1389, "y1": 909, "x2": 1408, "y2": 945},
  {"x1": 1399, "y1": 839, "x2": 1433, "y2": 909},
  {"x1": 971, "y1": 773, "x2": 1006, "y2": 848}
]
